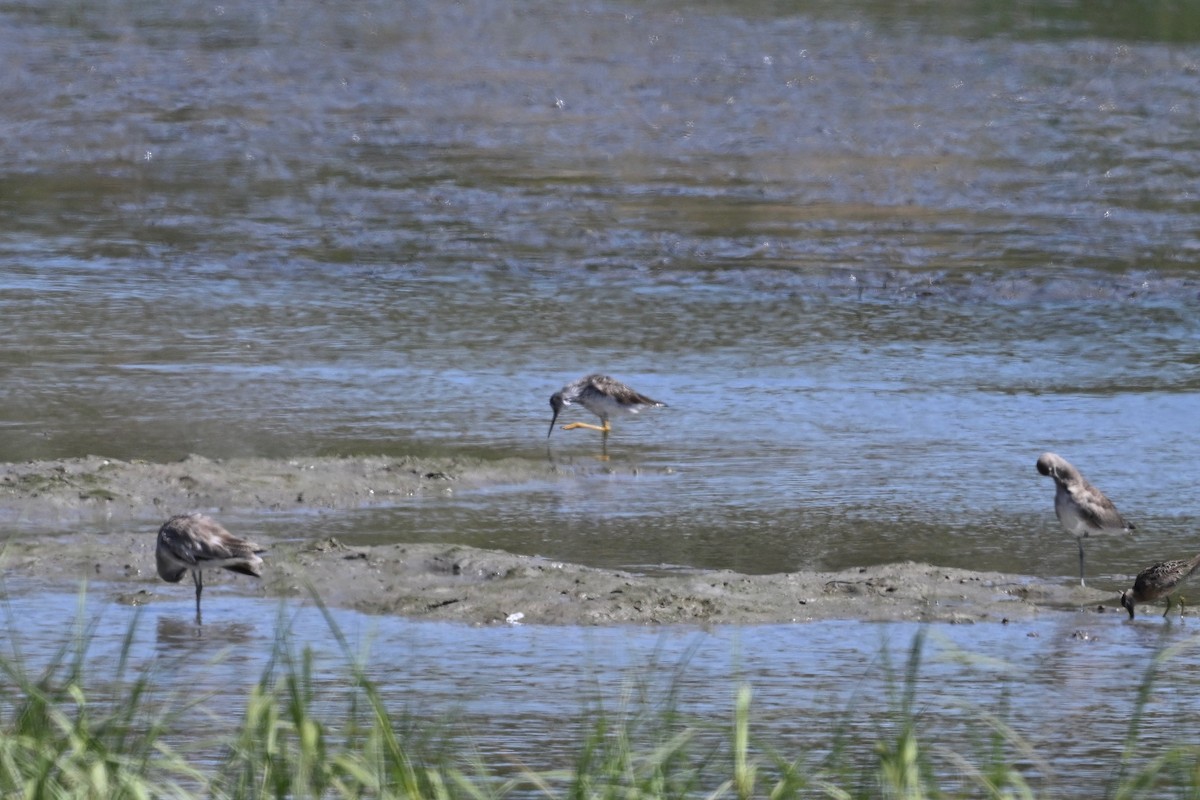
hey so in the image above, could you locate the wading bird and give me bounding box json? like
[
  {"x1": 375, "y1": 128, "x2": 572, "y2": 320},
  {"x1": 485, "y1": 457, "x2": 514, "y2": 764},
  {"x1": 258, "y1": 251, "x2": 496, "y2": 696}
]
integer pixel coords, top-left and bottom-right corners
[
  {"x1": 1120, "y1": 554, "x2": 1200, "y2": 620},
  {"x1": 548, "y1": 374, "x2": 667, "y2": 438},
  {"x1": 156, "y1": 512, "x2": 265, "y2": 622},
  {"x1": 1036, "y1": 452, "x2": 1134, "y2": 587}
]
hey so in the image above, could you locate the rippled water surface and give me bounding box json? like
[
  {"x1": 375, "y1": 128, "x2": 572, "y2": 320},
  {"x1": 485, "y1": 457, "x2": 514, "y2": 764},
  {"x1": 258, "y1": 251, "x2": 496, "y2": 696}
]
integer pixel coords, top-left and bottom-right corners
[
  {"x1": 3, "y1": 0, "x2": 1200, "y2": 788},
  {"x1": 4, "y1": 587, "x2": 1200, "y2": 796}
]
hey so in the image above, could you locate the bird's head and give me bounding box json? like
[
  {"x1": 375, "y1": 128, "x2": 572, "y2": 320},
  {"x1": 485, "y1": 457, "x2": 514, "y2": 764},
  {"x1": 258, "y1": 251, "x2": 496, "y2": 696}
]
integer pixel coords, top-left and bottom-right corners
[
  {"x1": 1035, "y1": 453, "x2": 1055, "y2": 478},
  {"x1": 1036, "y1": 452, "x2": 1074, "y2": 482},
  {"x1": 548, "y1": 392, "x2": 566, "y2": 437},
  {"x1": 1119, "y1": 589, "x2": 1136, "y2": 620}
]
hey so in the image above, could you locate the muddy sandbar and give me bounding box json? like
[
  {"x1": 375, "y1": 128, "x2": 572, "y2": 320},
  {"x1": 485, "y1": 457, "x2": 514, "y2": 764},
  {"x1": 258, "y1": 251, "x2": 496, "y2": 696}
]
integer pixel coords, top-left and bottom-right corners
[{"x1": 0, "y1": 455, "x2": 1121, "y2": 625}]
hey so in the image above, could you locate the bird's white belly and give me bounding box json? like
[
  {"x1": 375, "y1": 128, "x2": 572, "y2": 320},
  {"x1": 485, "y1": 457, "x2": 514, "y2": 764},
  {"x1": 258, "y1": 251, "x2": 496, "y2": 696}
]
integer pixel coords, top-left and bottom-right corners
[
  {"x1": 580, "y1": 395, "x2": 637, "y2": 418},
  {"x1": 1054, "y1": 491, "x2": 1093, "y2": 537}
]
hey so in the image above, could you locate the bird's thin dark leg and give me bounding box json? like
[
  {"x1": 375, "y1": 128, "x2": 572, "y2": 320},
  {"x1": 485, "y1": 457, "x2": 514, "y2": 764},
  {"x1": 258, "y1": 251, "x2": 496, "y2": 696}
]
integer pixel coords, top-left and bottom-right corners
[
  {"x1": 193, "y1": 569, "x2": 204, "y2": 623},
  {"x1": 1163, "y1": 595, "x2": 1173, "y2": 619},
  {"x1": 1077, "y1": 540, "x2": 1087, "y2": 588}
]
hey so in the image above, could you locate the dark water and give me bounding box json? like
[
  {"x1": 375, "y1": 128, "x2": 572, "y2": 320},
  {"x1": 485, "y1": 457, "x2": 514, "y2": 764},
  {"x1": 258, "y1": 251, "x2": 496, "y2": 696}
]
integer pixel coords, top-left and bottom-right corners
[{"x1": 3, "y1": 0, "x2": 1200, "y2": 789}]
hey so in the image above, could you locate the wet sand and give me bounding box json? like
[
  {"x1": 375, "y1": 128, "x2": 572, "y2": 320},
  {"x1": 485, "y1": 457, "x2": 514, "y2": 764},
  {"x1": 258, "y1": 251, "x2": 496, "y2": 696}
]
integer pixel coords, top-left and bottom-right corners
[{"x1": 0, "y1": 456, "x2": 1122, "y2": 625}]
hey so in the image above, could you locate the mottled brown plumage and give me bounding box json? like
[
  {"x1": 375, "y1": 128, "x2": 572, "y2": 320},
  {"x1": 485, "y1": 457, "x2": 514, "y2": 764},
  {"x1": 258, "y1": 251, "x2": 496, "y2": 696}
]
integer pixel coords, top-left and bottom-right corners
[
  {"x1": 1121, "y1": 554, "x2": 1200, "y2": 619},
  {"x1": 548, "y1": 374, "x2": 666, "y2": 437},
  {"x1": 1036, "y1": 452, "x2": 1134, "y2": 587},
  {"x1": 156, "y1": 512, "x2": 265, "y2": 622}
]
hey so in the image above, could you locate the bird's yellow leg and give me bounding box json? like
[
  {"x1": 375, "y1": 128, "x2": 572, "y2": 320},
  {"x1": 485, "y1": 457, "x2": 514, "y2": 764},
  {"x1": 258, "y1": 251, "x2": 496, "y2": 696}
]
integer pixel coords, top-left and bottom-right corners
[
  {"x1": 593, "y1": 435, "x2": 611, "y2": 462},
  {"x1": 1163, "y1": 596, "x2": 1173, "y2": 619},
  {"x1": 560, "y1": 421, "x2": 611, "y2": 432}
]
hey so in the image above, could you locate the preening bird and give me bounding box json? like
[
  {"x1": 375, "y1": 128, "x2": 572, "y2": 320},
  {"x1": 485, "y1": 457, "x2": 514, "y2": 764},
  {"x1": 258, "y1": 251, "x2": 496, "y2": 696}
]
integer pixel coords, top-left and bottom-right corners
[
  {"x1": 1036, "y1": 452, "x2": 1134, "y2": 587},
  {"x1": 156, "y1": 512, "x2": 265, "y2": 622}
]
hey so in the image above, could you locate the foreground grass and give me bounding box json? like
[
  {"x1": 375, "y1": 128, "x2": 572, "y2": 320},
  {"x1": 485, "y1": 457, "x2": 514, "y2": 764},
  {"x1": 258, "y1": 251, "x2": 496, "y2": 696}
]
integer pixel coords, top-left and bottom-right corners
[{"x1": 1, "y1": 591, "x2": 1199, "y2": 799}]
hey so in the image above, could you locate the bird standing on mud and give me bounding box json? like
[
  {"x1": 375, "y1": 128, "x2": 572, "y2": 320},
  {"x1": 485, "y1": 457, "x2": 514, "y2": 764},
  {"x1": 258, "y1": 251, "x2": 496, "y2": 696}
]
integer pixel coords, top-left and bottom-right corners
[
  {"x1": 1121, "y1": 554, "x2": 1200, "y2": 619},
  {"x1": 1036, "y1": 452, "x2": 1134, "y2": 588},
  {"x1": 156, "y1": 512, "x2": 265, "y2": 623},
  {"x1": 547, "y1": 374, "x2": 667, "y2": 438}
]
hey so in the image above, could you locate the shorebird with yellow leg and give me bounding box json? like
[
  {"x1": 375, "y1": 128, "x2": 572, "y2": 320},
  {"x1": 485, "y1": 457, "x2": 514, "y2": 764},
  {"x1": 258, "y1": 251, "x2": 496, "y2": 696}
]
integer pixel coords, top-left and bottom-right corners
[
  {"x1": 548, "y1": 374, "x2": 667, "y2": 439},
  {"x1": 156, "y1": 512, "x2": 265, "y2": 623},
  {"x1": 1120, "y1": 554, "x2": 1200, "y2": 620},
  {"x1": 1036, "y1": 452, "x2": 1135, "y2": 587}
]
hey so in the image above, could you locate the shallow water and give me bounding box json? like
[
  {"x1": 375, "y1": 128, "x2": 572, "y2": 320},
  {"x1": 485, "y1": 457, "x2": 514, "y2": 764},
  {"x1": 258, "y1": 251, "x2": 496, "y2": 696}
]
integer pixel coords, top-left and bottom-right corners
[
  {"x1": 2, "y1": 586, "x2": 1198, "y2": 795},
  {"x1": 3, "y1": 0, "x2": 1200, "y2": 788}
]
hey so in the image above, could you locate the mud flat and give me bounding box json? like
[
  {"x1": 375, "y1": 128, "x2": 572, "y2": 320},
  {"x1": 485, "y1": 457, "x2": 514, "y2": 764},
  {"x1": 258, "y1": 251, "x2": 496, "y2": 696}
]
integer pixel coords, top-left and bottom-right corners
[
  {"x1": 4, "y1": 535, "x2": 1120, "y2": 626},
  {"x1": 0, "y1": 453, "x2": 577, "y2": 523},
  {"x1": 0, "y1": 456, "x2": 1121, "y2": 625}
]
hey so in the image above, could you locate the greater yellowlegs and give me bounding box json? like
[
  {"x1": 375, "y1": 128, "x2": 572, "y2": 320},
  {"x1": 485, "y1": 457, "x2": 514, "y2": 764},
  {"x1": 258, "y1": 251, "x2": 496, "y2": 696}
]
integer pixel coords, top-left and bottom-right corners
[
  {"x1": 1036, "y1": 452, "x2": 1134, "y2": 587},
  {"x1": 548, "y1": 374, "x2": 666, "y2": 437},
  {"x1": 156, "y1": 512, "x2": 265, "y2": 622},
  {"x1": 1121, "y1": 554, "x2": 1200, "y2": 619}
]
